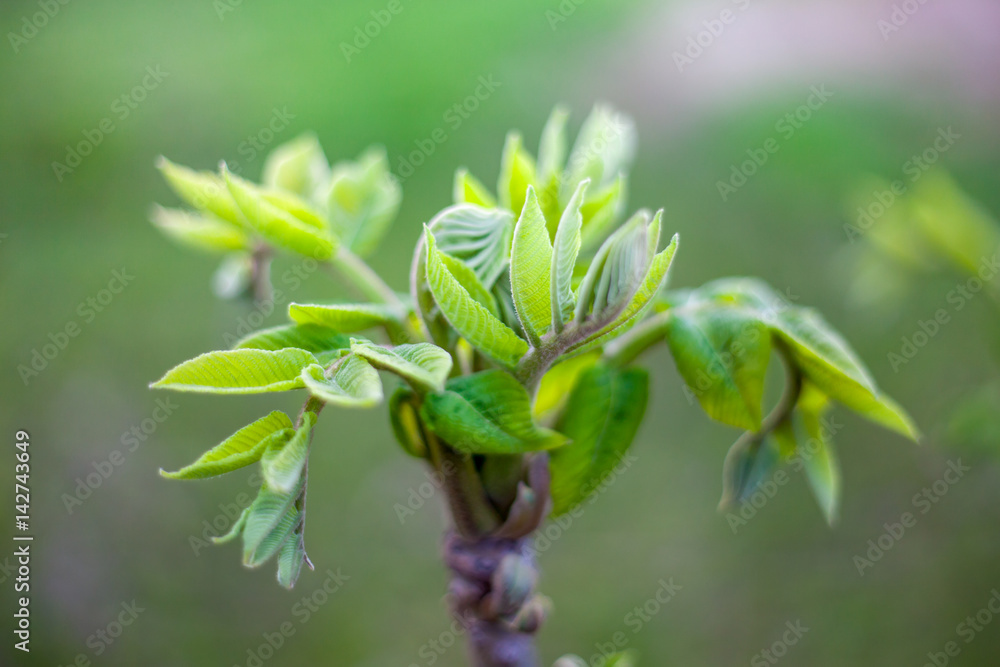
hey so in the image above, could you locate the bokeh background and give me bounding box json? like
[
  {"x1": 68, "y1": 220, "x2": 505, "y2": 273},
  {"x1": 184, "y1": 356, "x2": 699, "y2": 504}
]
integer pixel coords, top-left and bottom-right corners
[{"x1": 3, "y1": 0, "x2": 1000, "y2": 665}]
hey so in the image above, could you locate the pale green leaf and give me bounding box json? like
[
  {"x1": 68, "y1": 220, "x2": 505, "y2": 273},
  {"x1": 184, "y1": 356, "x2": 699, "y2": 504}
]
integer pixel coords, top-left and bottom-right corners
[
  {"x1": 665, "y1": 305, "x2": 771, "y2": 431},
  {"x1": 439, "y1": 253, "x2": 500, "y2": 317},
  {"x1": 152, "y1": 348, "x2": 317, "y2": 394},
  {"x1": 150, "y1": 205, "x2": 249, "y2": 253},
  {"x1": 260, "y1": 188, "x2": 328, "y2": 230},
  {"x1": 211, "y1": 507, "x2": 249, "y2": 544},
  {"x1": 574, "y1": 210, "x2": 649, "y2": 324},
  {"x1": 300, "y1": 357, "x2": 383, "y2": 408},
  {"x1": 498, "y1": 131, "x2": 537, "y2": 216},
  {"x1": 234, "y1": 323, "x2": 350, "y2": 356},
  {"x1": 510, "y1": 186, "x2": 554, "y2": 344},
  {"x1": 242, "y1": 483, "x2": 301, "y2": 567},
  {"x1": 421, "y1": 370, "x2": 566, "y2": 454},
  {"x1": 426, "y1": 204, "x2": 514, "y2": 289},
  {"x1": 276, "y1": 530, "x2": 307, "y2": 589},
  {"x1": 550, "y1": 179, "x2": 587, "y2": 331},
  {"x1": 563, "y1": 104, "x2": 635, "y2": 197},
  {"x1": 326, "y1": 147, "x2": 401, "y2": 257},
  {"x1": 537, "y1": 105, "x2": 569, "y2": 185},
  {"x1": 550, "y1": 364, "x2": 648, "y2": 515},
  {"x1": 425, "y1": 228, "x2": 528, "y2": 368},
  {"x1": 223, "y1": 165, "x2": 336, "y2": 259},
  {"x1": 161, "y1": 411, "x2": 294, "y2": 479},
  {"x1": 579, "y1": 174, "x2": 627, "y2": 251},
  {"x1": 262, "y1": 412, "x2": 316, "y2": 494},
  {"x1": 453, "y1": 168, "x2": 497, "y2": 208},
  {"x1": 262, "y1": 133, "x2": 330, "y2": 198},
  {"x1": 350, "y1": 339, "x2": 453, "y2": 393},
  {"x1": 288, "y1": 302, "x2": 401, "y2": 332},
  {"x1": 389, "y1": 387, "x2": 428, "y2": 458},
  {"x1": 157, "y1": 157, "x2": 243, "y2": 226},
  {"x1": 798, "y1": 384, "x2": 842, "y2": 525}
]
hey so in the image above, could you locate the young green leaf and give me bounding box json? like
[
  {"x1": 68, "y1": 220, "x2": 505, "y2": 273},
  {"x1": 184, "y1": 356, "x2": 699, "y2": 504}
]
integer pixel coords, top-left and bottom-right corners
[
  {"x1": 797, "y1": 384, "x2": 842, "y2": 526},
  {"x1": 223, "y1": 164, "x2": 336, "y2": 259},
  {"x1": 234, "y1": 323, "x2": 350, "y2": 355},
  {"x1": 498, "y1": 132, "x2": 537, "y2": 217},
  {"x1": 537, "y1": 105, "x2": 569, "y2": 186},
  {"x1": 300, "y1": 357, "x2": 383, "y2": 408},
  {"x1": 326, "y1": 147, "x2": 401, "y2": 258},
  {"x1": 157, "y1": 157, "x2": 243, "y2": 226},
  {"x1": 212, "y1": 507, "x2": 249, "y2": 545},
  {"x1": 389, "y1": 387, "x2": 428, "y2": 458},
  {"x1": 719, "y1": 431, "x2": 782, "y2": 510},
  {"x1": 438, "y1": 252, "x2": 501, "y2": 318},
  {"x1": 424, "y1": 228, "x2": 528, "y2": 368},
  {"x1": 260, "y1": 188, "x2": 329, "y2": 230},
  {"x1": 579, "y1": 174, "x2": 627, "y2": 251},
  {"x1": 161, "y1": 411, "x2": 294, "y2": 479},
  {"x1": 664, "y1": 305, "x2": 771, "y2": 431},
  {"x1": 243, "y1": 484, "x2": 302, "y2": 567},
  {"x1": 420, "y1": 370, "x2": 566, "y2": 454},
  {"x1": 563, "y1": 104, "x2": 635, "y2": 197},
  {"x1": 262, "y1": 133, "x2": 330, "y2": 198},
  {"x1": 262, "y1": 412, "x2": 317, "y2": 494},
  {"x1": 350, "y1": 339, "x2": 453, "y2": 393},
  {"x1": 276, "y1": 530, "x2": 307, "y2": 589},
  {"x1": 574, "y1": 210, "x2": 649, "y2": 325},
  {"x1": 151, "y1": 348, "x2": 318, "y2": 394},
  {"x1": 426, "y1": 204, "x2": 515, "y2": 289},
  {"x1": 150, "y1": 206, "x2": 249, "y2": 253},
  {"x1": 550, "y1": 364, "x2": 649, "y2": 515},
  {"x1": 453, "y1": 168, "x2": 497, "y2": 208},
  {"x1": 288, "y1": 302, "x2": 401, "y2": 332},
  {"x1": 510, "y1": 187, "x2": 554, "y2": 345},
  {"x1": 550, "y1": 179, "x2": 587, "y2": 332}
]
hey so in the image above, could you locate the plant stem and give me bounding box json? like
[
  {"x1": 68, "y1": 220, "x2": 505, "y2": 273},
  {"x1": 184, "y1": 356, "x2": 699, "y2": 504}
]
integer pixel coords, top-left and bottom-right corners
[{"x1": 603, "y1": 309, "x2": 671, "y2": 368}]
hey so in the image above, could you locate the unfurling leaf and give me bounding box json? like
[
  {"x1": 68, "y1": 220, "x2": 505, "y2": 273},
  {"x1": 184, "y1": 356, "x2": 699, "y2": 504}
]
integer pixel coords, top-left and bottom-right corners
[
  {"x1": 223, "y1": 165, "x2": 336, "y2": 259},
  {"x1": 262, "y1": 412, "x2": 317, "y2": 493},
  {"x1": 498, "y1": 132, "x2": 537, "y2": 217},
  {"x1": 242, "y1": 482, "x2": 302, "y2": 567},
  {"x1": 579, "y1": 174, "x2": 627, "y2": 251},
  {"x1": 161, "y1": 411, "x2": 294, "y2": 479},
  {"x1": 563, "y1": 104, "x2": 636, "y2": 197},
  {"x1": 350, "y1": 339, "x2": 453, "y2": 393},
  {"x1": 425, "y1": 204, "x2": 514, "y2": 289},
  {"x1": 152, "y1": 348, "x2": 318, "y2": 394},
  {"x1": 550, "y1": 179, "x2": 587, "y2": 332},
  {"x1": 389, "y1": 387, "x2": 428, "y2": 458},
  {"x1": 420, "y1": 370, "x2": 566, "y2": 454},
  {"x1": 510, "y1": 187, "x2": 554, "y2": 344},
  {"x1": 453, "y1": 168, "x2": 497, "y2": 208},
  {"x1": 301, "y1": 356, "x2": 383, "y2": 407},
  {"x1": 157, "y1": 157, "x2": 243, "y2": 227},
  {"x1": 288, "y1": 302, "x2": 401, "y2": 332},
  {"x1": 550, "y1": 364, "x2": 649, "y2": 515},
  {"x1": 326, "y1": 147, "x2": 401, "y2": 258},
  {"x1": 574, "y1": 210, "x2": 650, "y2": 325},
  {"x1": 797, "y1": 384, "x2": 841, "y2": 526},
  {"x1": 262, "y1": 133, "x2": 330, "y2": 198},
  {"x1": 276, "y1": 530, "x2": 308, "y2": 589},
  {"x1": 150, "y1": 206, "x2": 249, "y2": 253},
  {"x1": 424, "y1": 228, "x2": 528, "y2": 368},
  {"x1": 665, "y1": 305, "x2": 770, "y2": 431}
]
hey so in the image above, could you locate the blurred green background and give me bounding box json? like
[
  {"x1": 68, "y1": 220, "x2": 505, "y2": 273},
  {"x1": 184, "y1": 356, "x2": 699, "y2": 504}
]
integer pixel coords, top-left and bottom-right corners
[{"x1": 3, "y1": 0, "x2": 1000, "y2": 665}]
